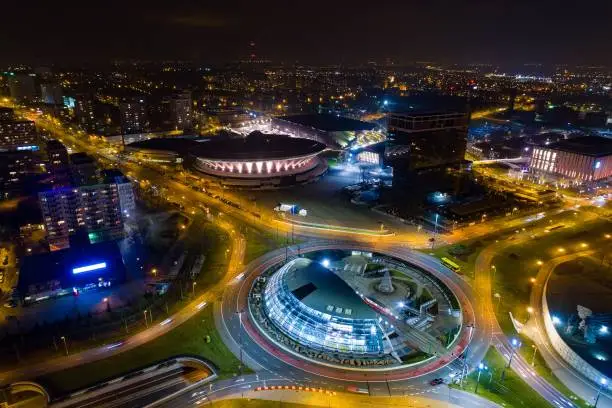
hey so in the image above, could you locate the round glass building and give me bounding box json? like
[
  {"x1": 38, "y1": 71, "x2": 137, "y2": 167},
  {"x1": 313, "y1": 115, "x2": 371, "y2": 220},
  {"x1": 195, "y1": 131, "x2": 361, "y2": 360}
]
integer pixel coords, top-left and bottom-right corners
[{"x1": 263, "y1": 258, "x2": 384, "y2": 355}]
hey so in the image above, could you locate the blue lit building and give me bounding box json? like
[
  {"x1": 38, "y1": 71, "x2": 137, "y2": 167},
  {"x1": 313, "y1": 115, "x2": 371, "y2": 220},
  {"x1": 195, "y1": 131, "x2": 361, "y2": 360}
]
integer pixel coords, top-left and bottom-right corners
[
  {"x1": 17, "y1": 241, "x2": 126, "y2": 305},
  {"x1": 263, "y1": 258, "x2": 384, "y2": 355}
]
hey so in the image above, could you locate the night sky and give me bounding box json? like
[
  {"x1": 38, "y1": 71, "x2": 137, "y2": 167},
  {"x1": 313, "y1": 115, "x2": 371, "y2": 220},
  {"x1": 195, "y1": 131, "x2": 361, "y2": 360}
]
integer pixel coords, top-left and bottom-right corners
[{"x1": 2, "y1": 0, "x2": 611, "y2": 66}]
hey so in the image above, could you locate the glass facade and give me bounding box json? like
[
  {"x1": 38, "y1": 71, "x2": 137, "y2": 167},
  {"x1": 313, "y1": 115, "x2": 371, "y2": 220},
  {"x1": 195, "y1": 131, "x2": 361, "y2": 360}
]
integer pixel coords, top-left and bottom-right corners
[{"x1": 263, "y1": 261, "x2": 384, "y2": 355}]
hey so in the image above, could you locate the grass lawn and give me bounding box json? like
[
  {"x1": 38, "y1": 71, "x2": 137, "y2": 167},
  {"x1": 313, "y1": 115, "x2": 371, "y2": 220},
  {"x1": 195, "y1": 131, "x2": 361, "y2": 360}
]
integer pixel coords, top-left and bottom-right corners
[
  {"x1": 452, "y1": 347, "x2": 552, "y2": 408},
  {"x1": 243, "y1": 225, "x2": 295, "y2": 264},
  {"x1": 37, "y1": 305, "x2": 246, "y2": 397},
  {"x1": 490, "y1": 219, "x2": 612, "y2": 408}
]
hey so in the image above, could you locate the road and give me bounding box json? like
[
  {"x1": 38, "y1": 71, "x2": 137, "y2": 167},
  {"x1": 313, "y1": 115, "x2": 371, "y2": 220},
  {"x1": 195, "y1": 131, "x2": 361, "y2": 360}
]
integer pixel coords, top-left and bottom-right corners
[
  {"x1": 212, "y1": 241, "x2": 486, "y2": 397},
  {"x1": 154, "y1": 373, "x2": 500, "y2": 408},
  {"x1": 472, "y1": 221, "x2": 611, "y2": 408},
  {"x1": 526, "y1": 251, "x2": 612, "y2": 407},
  {"x1": 51, "y1": 364, "x2": 210, "y2": 408}
]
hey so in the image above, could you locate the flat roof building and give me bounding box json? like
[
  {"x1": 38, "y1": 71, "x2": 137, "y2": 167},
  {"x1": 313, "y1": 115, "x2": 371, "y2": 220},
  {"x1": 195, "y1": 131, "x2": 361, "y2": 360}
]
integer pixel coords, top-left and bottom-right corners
[
  {"x1": 529, "y1": 136, "x2": 612, "y2": 184},
  {"x1": 271, "y1": 114, "x2": 376, "y2": 148},
  {"x1": 17, "y1": 241, "x2": 126, "y2": 304}
]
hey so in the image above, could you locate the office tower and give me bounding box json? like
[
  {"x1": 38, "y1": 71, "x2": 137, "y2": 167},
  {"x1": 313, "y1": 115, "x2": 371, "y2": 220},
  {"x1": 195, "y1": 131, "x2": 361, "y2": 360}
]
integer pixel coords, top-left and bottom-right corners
[
  {"x1": 385, "y1": 110, "x2": 469, "y2": 177},
  {"x1": 0, "y1": 119, "x2": 38, "y2": 152},
  {"x1": 69, "y1": 152, "x2": 98, "y2": 186}
]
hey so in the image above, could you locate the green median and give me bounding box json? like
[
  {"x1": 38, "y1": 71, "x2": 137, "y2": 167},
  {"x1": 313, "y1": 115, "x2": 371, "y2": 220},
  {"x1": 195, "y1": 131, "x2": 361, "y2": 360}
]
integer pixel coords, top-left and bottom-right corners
[{"x1": 36, "y1": 305, "x2": 247, "y2": 397}]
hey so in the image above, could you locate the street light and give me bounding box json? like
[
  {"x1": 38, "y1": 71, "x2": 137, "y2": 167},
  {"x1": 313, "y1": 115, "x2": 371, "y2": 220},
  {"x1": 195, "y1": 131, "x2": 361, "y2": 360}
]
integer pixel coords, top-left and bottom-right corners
[
  {"x1": 536, "y1": 260, "x2": 543, "y2": 266},
  {"x1": 475, "y1": 363, "x2": 488, "y2": 393},
  {"x1": 60, "y1": 336, "x2": 69, "y2": 356},
  {"x1": 531, "y1": 344, "x2": 538, "y2": 366},
  {"x1": 527, "y1": 306, "x2": 534, "y2": 314},
  {"x1": 144, "y1": 310, "x2": 149, "y2": 327},
  {"x1": 557, "y1": 247, "x2": 566, "y2": 253},
  {"x1": 192, "y1": 281, "x2": 197, "y2": 296},
  {"x1": 501, "y1": 338, "x2": 521, "y2": 381},
  {"x1": 594, "y1": 378, "x2": 608, "y2": 408}
]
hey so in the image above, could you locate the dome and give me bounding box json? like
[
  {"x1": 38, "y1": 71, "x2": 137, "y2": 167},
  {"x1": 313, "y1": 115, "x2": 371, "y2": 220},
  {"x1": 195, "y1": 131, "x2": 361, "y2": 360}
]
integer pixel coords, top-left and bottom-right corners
[{"x1": 263, "y1": 258, "x2": 384, "y2": 355}]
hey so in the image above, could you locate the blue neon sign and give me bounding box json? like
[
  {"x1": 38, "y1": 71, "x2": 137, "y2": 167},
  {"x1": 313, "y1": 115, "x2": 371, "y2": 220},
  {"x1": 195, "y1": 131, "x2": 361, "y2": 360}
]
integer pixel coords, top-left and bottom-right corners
[{"x1": 72, "y1": 262, "x2": 107, "y2": 274}]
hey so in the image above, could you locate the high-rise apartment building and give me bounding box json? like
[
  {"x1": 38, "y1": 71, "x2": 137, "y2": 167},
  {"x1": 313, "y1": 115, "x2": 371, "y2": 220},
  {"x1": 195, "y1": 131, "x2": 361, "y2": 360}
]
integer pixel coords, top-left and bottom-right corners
[
  {"x1": 69, "y1": 152, "x2": 98, "y2": 186},
  {"x1": 102, "y1": 169, "x2": 136, "y2": 219},
  {"x1": 8, "y1": 73, "x2": 37, "y2": 101},
  {"x1": 39, "y1": 181, "x2": 131, "y2": 251},
  {"x1": 40, "y1": 83, "x2": 64, "y2": 105},
  {"x1": 168, "y1": 91, "x2": 192, "y2": 130},
  {"x1": 0, "y1": 120, "x2": 38, "y2": 152},
  {"x1": 119, "y1": 98, "x2": 148, "y2": 134},
  {"x1": 74, "y1": 94, "x2": 97, "y2": 132},
  {"x1": 46, "y1": 139, "x2": 71, "y2": 186}
]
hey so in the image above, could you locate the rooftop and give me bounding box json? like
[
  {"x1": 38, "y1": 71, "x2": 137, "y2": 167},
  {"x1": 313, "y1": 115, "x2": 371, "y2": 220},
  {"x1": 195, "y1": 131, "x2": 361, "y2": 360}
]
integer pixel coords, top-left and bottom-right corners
[
  {"x1": 18, "y1": 241, "x2": 126, "y2": 292},
  {"x1": 546, "y1": 136, "x2": 612, "y2": 157},
  {"x1": 283, "y1": 258, "x2": 376, "y2": 320},
  {"x1": 128, "y1": 131, "x2": 327, "y2": 161},
  {"x1": 277, "y1": 114, "x2": 376, "y2": 132}
]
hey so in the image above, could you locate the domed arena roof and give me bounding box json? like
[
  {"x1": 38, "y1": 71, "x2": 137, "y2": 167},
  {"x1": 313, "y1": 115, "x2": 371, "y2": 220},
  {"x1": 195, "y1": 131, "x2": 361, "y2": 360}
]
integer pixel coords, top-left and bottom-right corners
[
  {"x1": 263, "y1": 258, "x2": 383, "y2": 355},
  {"x1": 282, "y1": 259, "x2": 376, "y2": 320}
]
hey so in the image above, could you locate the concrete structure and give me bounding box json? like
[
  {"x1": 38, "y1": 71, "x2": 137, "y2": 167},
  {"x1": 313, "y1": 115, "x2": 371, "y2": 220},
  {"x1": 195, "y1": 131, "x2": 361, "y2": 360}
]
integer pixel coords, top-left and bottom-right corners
[
  {"x1": 529, "y1": 136, "x2": 612, "y2": 184},
  {"x1": 271, "y1": 114, "x2": 376, "y2": 148}
]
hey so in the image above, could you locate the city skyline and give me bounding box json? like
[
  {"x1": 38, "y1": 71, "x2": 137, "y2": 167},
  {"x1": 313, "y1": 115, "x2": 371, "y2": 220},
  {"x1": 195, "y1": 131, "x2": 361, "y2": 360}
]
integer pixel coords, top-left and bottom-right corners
[{"x1": 2, "y1": 0, "x2": 612, "y2": 66}]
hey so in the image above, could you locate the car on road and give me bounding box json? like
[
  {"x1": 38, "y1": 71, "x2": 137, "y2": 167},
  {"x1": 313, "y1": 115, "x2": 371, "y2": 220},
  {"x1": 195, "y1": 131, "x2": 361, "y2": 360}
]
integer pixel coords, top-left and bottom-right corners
[{"x1": 429, "y1": 378, "x2": 444, "y2": 386}]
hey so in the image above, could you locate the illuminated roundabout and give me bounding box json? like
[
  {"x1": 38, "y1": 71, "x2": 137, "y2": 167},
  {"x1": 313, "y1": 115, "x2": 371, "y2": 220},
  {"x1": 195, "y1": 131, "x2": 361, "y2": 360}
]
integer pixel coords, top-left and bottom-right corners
[{"x1": 222, "y1": 243, "x2": 476, "y2": 382}]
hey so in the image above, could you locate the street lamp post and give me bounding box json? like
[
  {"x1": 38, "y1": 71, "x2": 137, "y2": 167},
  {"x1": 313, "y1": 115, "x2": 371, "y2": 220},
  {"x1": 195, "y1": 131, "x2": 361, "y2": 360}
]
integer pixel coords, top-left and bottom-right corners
[
  {"x1": 144, "y1": 310, "x2": 149, "y2": 327},
  {"x1": 501, "y1": 338, "x2": 521, "y2": 381},
  {"x1": 531, "y1": 344, "x2": 538, "y2": 366},
  {"x1": 475, "y1": 363, "x2": 487, "y2": 393},
  {"x1": 60, "y1": 336, "x2": 69, "y2": 356},
  {"x1": 192, "y1": 281, "x2": 197, "y2": 296},
  {"x1": 494, "y1": 293, "x2": 502, "y2": 311},
  {"x1": 594, "y1": 378, "x2": 608, "y2": 408},
  {"x1": 235, "y1": 310, "x2": 245, "y2": 373}
]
